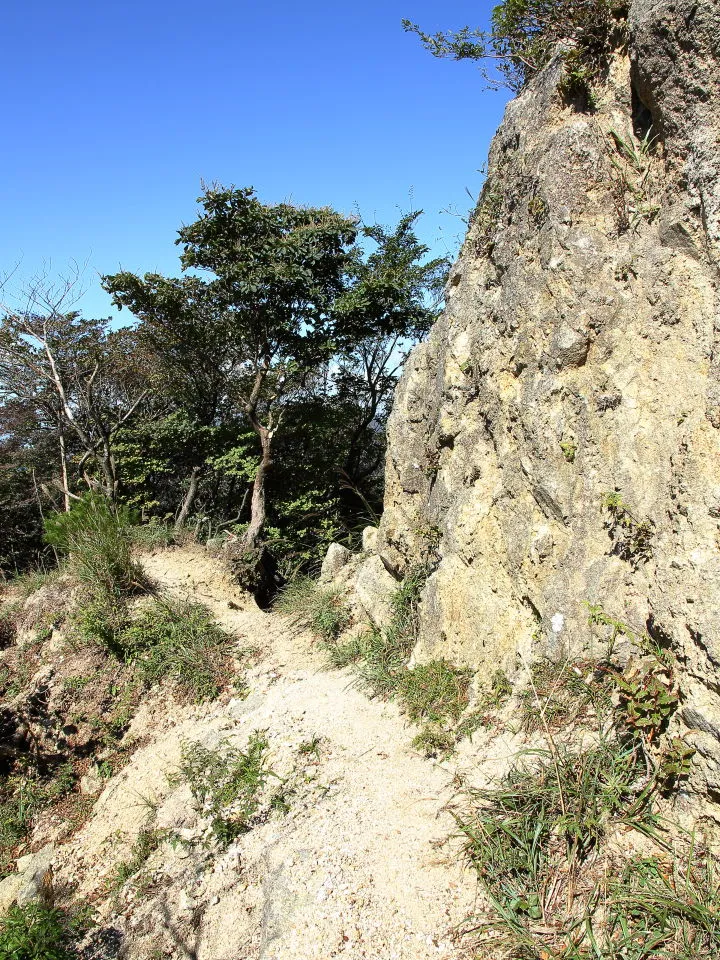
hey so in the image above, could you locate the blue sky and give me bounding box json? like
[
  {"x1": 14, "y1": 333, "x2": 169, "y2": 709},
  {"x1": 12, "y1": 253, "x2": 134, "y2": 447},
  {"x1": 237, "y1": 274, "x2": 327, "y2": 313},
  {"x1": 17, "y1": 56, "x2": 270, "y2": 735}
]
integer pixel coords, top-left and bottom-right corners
[{"x1": 1, "y1": 1, "x2": 508, "y2": 320}]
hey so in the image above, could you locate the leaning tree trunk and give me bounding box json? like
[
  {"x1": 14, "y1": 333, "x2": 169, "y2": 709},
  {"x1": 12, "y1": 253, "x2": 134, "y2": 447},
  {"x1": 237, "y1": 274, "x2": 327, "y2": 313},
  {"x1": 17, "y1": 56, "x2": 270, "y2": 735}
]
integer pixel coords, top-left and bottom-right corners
[{"x1": 175, "y1": 466, "x2": 202, "y2": 531}]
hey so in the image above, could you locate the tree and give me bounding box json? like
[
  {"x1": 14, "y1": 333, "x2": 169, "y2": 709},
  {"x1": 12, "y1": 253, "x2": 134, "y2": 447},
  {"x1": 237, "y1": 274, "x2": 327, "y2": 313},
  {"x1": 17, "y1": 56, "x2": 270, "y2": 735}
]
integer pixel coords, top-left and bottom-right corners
[
  {"x1": 332, "y1": 212, "x2": 448, "y2": 489},
  {"x1": 0, "y1": 280, "x2": 149, "y2": 506},
  {"x1": 104, "y1": 185, "x2": 358, "y2": 549},
  {"x1": 403, "y1": 0, "x2": 621, "y2": 93}
]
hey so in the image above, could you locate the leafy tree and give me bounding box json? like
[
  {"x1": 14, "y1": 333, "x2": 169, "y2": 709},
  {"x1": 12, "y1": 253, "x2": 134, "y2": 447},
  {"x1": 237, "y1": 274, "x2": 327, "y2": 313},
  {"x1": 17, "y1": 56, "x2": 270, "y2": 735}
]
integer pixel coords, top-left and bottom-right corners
[
  {"x1": 104, "y1": 185, "x2": 358, "y2": 549},
  {"x1": 403, "y1": 0, "x2": 623, "y2": 93},
  {"x1": 332, "y1": 212, "x2": 448, "y2": 488},
  {"x1": 0, "y1": 401, "x2": 52, "y2": 572}
]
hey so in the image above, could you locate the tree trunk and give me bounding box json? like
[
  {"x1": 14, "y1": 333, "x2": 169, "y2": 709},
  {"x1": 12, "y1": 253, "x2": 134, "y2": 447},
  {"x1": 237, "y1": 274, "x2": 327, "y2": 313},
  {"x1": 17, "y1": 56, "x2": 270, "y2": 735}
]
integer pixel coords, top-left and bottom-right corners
[
  {"x1": 175, "y1": 466, "x2": 202, "y2": 531},
  {"x1": 58, "y1": 428, "x2": 71, "y2": 512},
  {"x1": 242, "y1": 430, "x2": 272, "y2": 550}
]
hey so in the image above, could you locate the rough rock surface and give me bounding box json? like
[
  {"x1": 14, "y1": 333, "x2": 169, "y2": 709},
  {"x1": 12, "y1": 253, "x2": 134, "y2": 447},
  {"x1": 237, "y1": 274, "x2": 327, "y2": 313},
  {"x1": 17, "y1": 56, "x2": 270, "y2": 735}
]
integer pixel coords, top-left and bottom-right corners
[
  {"x1": 377, "y1": 1, "x2": 720, "y2": 816},
  {"x1": 319, "y1": 542, "x2": 352, "y2": 582}
]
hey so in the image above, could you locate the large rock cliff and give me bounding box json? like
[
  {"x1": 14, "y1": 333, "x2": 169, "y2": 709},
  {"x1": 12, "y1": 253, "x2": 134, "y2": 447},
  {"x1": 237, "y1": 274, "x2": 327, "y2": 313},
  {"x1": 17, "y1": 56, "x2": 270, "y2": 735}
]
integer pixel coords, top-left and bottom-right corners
[{"x1": 377, "y1": 1, "x2": 720, "y2": 811}]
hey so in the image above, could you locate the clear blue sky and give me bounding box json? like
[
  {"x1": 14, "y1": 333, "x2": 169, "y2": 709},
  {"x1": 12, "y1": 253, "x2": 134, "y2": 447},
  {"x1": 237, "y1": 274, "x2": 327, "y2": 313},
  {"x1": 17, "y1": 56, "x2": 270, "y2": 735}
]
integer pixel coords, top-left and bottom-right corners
[{"x1": 1, "y1": 1, "x2": 508, "y2": 320}]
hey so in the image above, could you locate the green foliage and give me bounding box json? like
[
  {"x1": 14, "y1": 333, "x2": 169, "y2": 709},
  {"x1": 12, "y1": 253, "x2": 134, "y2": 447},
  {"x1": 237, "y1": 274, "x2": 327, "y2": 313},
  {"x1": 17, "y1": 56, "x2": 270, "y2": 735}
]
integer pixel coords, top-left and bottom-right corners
[
  {"x1": 398, "y1": 660, "x2": 471, "y2": 725},
  {"x1": 457, "y1": 737, "x2": 656, "y2": 954},
  {"x1": 404, "y1": 0, "x2": 624, "y2": 93},
  {"x1": 44, "y1": 494, "x2": 141, "y2": 603},
  {"x1": 559, "y1": 439, "x2": 577, "y2": 463},
  {"x1": 586, "y1": 602, "x2": 673, "y2": 666},
  {"x1": 116, "y1": 599, "x2": 237, "y2": 702},
  {"x1": 604, "y1": 852, "x2": 720, "y2": 959},
  {"x1": 352, "y1": 568, "x2": 426, "y2": 698},
  {"x1": 275, "y1": 578, "x2": 351, "y2": 644},
  {"x1": 69, "y1": 594, "x2": 238, "y2": 702},
  {"x1": 325, "y1": 634, "x2": 365, "y2": 669},
  {"x1": 612, "y1": 660, "x2": 678, "y2": 741},
  {"x1": 173, "y1": 732, "x2": 272, "y2": 845},
  {"x1": 656, "y1": 737, "x2": 695, "y2": 793},
  {"x1": 0, "y1": 904, "x2": 77, "y2": 960},
  {"x1": 1, "y1": 769, "x2": 76, "y2": 876},
  {"x1": 129, "y1": 522, "x2": 178, "y2": 550},
  {"x1": 411, "y1": 724, "x2": 456, "y2": 759},
  {"x1": 69, "y1": 596, "x2": 126, "y2": 650},
  {"x1": 298, "y1": 735, "x2": 322, "y2": 757},
  {"x1": 557, "y1": 45, "x2": 597, "y2": 106},
  {"x1": 607, "y1": 127, "x2": 660, "y2": 232},
  {"x1": 601, "y1": 491, "x2": 655, "y2": 566}
]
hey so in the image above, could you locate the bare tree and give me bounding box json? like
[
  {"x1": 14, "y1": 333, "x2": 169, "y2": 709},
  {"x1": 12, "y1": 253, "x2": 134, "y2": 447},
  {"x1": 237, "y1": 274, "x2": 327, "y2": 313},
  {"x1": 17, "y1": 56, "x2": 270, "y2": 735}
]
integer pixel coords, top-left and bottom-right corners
[{"x1": 0, "y1": 269, "x2": 148, "y2": 505}]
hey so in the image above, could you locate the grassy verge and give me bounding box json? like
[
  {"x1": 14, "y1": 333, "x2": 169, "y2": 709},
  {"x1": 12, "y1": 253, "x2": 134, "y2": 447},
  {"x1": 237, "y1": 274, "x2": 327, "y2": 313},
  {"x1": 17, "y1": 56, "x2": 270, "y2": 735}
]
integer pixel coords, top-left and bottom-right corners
[
  {"x1": 456, "y1": 605, "x2": 707, "y2": 958},
  {"x1": 0, "y1": 767, "x2": 76, "y2": 878},
  {"x1": 275, "y1": 577, "x2": 351, "y2": 643}
]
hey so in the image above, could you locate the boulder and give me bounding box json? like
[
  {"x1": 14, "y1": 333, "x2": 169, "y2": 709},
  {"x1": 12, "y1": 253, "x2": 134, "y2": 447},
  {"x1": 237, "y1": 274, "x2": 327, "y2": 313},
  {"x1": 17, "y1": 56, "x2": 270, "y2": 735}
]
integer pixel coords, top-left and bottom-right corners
[
  {"x1": 319, "y1": 543, "x2": 352, "y2": 583},
  {"x1": 354, "y1": 557, "x2": 398, "y2": 628}
]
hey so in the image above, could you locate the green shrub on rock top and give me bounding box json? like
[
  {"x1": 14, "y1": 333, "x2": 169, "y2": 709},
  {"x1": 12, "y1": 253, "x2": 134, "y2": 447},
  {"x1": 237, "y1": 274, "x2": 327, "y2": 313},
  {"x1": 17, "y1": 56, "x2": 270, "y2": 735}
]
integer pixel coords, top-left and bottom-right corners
[{"x1": 404, "y1": 0, "x2": 626, "y2": 94}]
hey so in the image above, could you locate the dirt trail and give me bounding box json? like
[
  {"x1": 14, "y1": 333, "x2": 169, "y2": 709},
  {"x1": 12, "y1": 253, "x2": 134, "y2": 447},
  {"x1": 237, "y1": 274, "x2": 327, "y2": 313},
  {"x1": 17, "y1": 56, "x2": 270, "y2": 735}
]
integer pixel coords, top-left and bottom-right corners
[{"x1": 56, "y1": 547, "x2": 484, "y2": 959}]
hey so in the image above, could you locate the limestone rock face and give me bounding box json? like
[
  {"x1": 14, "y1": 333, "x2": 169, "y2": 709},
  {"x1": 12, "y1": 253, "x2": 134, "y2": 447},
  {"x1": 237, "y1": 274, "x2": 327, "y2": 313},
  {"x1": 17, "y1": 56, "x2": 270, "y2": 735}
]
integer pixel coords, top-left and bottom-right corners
[{"x1": 377, "y1": 2, "x2": 720, "y2": 809}]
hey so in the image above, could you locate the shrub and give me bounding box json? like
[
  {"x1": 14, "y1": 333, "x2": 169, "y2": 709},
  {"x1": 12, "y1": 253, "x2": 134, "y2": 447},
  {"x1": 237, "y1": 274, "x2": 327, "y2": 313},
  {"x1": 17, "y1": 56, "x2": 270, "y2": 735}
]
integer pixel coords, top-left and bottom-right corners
[
  {"x1": 404, "y1": 0, "x2": 625, "y2": 94},
  {"x1": 0, "y1": 904, "x2": 77, "y2": 960},
  {"x1": 44, "y1": 494, "x2": 142, "y2": 603}
]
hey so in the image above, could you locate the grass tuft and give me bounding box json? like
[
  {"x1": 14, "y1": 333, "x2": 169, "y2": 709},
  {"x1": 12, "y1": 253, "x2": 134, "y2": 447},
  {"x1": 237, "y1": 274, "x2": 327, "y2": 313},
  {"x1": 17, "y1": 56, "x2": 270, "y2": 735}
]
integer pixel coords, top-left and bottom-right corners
[
  {"x1": 116, "y1": 599, "x2": 237, "y2": 702},
  {"x1": 275, "y1": 577, "x2": 351, "y2": 643},
  {"x1": 44, "y1": 494, "x2": 143, "y2": 606},
  {"x1": 398, "y1": 659, "x2": 471, "y2": 724}
]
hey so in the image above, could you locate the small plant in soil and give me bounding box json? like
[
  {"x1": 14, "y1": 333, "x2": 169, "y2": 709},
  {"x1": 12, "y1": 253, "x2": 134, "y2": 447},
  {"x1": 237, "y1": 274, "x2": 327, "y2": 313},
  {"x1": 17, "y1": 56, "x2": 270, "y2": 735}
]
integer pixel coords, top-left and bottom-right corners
[
  {"x1": 172, "y1": 732, "x2": 273, "y2": 845},
  {"x1": 114, "y1": 826, "x2": 168, "y2": 888}
]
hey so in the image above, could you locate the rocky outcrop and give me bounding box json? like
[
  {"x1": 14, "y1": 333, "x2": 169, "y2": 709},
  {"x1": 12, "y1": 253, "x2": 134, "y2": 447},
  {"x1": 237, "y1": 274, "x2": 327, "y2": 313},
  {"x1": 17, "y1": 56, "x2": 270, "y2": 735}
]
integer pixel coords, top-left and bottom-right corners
[{"x1": 377, "y1": 1, "x2": 720, "y2": 813}]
